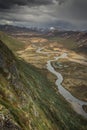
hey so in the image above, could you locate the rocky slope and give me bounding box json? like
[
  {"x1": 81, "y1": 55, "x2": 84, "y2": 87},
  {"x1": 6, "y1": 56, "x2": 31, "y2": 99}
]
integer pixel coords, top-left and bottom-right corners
[{"x1": 0, "y1": 40, "x2": 21, "y2": 130}]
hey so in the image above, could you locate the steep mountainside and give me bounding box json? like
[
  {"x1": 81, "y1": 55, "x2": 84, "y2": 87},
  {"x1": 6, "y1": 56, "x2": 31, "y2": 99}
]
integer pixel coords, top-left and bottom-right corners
[{"x1": 0, "y1": 32, "x2": 87, "y2": 130}]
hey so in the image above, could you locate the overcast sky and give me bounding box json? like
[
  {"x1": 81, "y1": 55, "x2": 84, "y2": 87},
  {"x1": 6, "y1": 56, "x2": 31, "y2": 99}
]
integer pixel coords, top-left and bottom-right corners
[{"x1": 0, "y1": 0, "x2": 87, "y2": 30}]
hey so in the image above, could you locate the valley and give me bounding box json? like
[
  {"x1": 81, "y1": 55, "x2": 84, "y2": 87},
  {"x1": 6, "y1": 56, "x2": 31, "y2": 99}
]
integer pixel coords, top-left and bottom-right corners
[
  {"x1": 15, "y1": 31, "x2": 87, "y2": 102},
  {"x1": 13, "y1": 31, "x2": 87, "y2": 116},
  {"x1": 0, "y1": 29, "x2": 87, "y2": 130}
]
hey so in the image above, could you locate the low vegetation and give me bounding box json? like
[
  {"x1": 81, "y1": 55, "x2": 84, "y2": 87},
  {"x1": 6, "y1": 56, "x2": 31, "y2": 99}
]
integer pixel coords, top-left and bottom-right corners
[
  {"x1": 52, "y1": 58, "x2": 87, "y2": 101},
  {"x1": 0, "y1": 32, "x2": 87, "y2": 130}
]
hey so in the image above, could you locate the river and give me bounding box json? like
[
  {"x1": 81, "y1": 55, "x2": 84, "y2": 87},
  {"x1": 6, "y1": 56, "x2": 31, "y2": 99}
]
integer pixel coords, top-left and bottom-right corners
[{"x1": 37, "y1": 47, "x2": 87, "y2": 118}]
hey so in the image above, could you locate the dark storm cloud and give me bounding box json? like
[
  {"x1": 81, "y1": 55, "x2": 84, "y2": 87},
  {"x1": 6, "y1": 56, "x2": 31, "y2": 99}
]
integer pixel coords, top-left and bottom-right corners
[
  {"x1": 0, "y1": 0, "x2": 26, "y2": 9},
  {"x1": 0, "y1": 0, "x2": 87, "y2": 30},
  {"x1": 0, "y1": 0, "x2": 57, "y2": 9}
]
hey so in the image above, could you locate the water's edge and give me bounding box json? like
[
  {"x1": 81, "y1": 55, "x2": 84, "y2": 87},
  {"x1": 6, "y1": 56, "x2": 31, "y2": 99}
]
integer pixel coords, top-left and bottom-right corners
[{"x1": 37, "y1": 48, "x2": 87, "y2": 118}]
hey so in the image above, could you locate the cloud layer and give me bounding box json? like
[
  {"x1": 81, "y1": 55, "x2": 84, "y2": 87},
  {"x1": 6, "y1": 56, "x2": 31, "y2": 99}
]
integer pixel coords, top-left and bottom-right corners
[
  {"x1": 0, "y1": 0, "x2": 57, "y2": 9},
  {"x1": 0, "y1": 0, "x2": 87, "y2": 30}
]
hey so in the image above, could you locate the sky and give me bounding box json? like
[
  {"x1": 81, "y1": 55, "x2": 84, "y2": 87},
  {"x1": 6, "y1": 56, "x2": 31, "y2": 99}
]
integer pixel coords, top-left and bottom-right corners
[{"x1": 0, "y1": 0, "x2": 87, "y2": 30}]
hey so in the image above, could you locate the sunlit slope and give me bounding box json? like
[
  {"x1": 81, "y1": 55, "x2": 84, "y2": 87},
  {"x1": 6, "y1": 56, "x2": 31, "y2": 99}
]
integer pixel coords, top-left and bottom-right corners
[
  {"x1": 0, "y1": 33, "x2": 87, "y2": 130},
  {"x1": 0, "y1": 31, "x2": 27, "y2": 51}
]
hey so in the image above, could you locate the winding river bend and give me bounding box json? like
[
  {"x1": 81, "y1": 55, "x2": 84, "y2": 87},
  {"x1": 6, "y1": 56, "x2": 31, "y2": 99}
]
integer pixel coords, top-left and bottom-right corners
[{"x1": 37, "y1": 47, "x2": 87, "y2": 118}]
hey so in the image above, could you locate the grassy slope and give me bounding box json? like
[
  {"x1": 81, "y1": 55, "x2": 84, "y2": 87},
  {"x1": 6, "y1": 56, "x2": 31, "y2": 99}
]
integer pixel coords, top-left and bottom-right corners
[
  {"x1": 47, "y1": 36, "x2": 78, "y2": 50},
  {"x1": 0, "y1": 31, "x2": 27, "y2": 51},
  {"x1": 0, "y1": 32, "x2": 87, "y2": 130}
]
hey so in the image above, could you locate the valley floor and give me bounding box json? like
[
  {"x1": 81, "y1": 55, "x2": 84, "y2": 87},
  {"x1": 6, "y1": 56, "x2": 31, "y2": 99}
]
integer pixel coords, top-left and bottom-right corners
[
  {"x1": 16, "y1": 34, "x2": 87, "y2": 103},
  {"x1": 0, "y1": 31, "x2": 87, "y2": 130}
]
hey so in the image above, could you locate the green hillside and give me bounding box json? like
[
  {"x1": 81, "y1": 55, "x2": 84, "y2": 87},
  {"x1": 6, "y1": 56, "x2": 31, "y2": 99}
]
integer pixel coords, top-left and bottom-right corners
[
  {"x1": 0, "y1": 31, "x2": 26, "y2": 51},
  {"x1": 0, "y1": 32, "x2": 87, "y2": 130}
]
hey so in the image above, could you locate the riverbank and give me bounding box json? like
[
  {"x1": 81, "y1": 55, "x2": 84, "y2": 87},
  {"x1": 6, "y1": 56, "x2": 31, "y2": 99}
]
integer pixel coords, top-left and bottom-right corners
[
  {"x1": 47, "y1": 54, "x2": 87, "y2": 118},
  {"x1": 52, "y1": 56, "x2": 87, "y2": 102},
  {"x1": 36, "y1": 47, "x2": 87, "y2": 118}
]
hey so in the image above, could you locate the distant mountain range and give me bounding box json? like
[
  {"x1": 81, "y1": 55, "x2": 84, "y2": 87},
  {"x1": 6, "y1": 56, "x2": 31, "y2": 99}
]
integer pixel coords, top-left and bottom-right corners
[
  {"x1": 0, "y1": 24, "x2": 75, "y2": 34},
  {"x1": 0, "y1": 25, "x2": 40, "y2": 33},
  {"x1": 0, "y1": 24, "x2": 87, "y2": 54}
]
